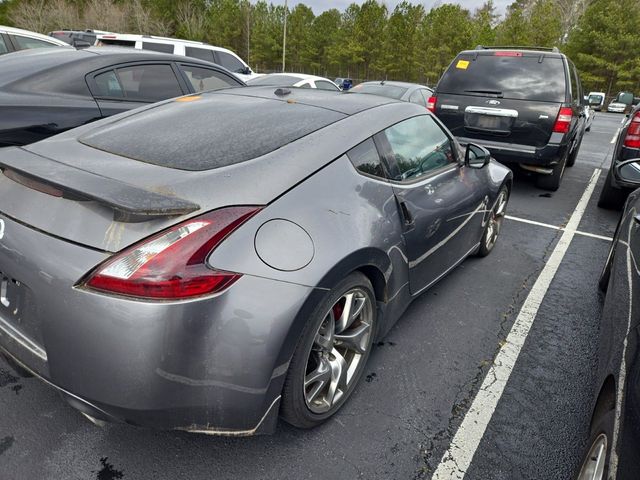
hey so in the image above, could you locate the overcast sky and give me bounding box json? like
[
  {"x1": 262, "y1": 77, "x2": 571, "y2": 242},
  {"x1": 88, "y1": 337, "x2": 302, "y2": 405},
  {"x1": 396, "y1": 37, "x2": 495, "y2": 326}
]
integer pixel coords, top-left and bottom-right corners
[{"x1": 264, "y1": 0, "x2": 513, "y2": 16}]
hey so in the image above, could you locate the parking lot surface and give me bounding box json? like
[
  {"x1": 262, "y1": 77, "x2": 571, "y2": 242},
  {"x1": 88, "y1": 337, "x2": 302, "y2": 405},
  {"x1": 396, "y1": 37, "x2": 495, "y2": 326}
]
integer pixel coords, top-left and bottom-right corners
[{"x1": 0, "y1": 113, "x2": 625, "y2": 479}]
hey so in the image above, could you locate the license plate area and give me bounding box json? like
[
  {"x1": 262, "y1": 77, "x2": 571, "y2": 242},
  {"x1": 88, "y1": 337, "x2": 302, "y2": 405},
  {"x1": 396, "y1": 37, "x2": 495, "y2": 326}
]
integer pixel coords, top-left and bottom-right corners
[{"x1": 464, "y1": 106, "x2": 518, "y2": 136}]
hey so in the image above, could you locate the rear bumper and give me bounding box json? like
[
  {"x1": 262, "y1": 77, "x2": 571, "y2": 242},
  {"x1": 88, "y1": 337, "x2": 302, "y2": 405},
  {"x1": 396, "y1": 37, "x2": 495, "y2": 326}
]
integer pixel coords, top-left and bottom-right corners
[
  {"x1": 457, "y1": 135, "x2": 569, "y2": 168},
  {"x1": 0, "y1": 213, "x2": 314, "y2": 435}
]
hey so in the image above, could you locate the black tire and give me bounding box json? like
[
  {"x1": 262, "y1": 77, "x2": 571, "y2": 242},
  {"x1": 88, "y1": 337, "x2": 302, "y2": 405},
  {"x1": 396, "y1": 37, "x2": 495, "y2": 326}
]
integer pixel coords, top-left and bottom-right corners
[
  {"x1": 537, "y1": 152, "x2": 567, "y2": 191},
  {"x1": 281, "y1": 272, "x2": 377, "y2": 429},
  {"x1": 567, "y1": 135, "x2": 583, "y2": 167},
  {"x1": 598, "y1": 168, "x2": 627, "y2": 210},
  {"x1": 576, "y1": 409, "x2": 614, "y2": 480},
  {"x1": 476, "y1": 186, "x2": 509, "y2": 257},
  {"x1": 586, "y1": 125, "x2": 591, "y2": 132}
]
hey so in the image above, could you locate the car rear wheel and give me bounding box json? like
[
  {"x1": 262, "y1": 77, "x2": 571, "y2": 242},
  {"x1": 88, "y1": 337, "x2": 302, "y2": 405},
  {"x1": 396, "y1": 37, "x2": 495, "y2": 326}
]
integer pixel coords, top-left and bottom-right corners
[
  {"x1": 477, "y1": 186, "x2": 509, "y2": 257},
  {"x1": 537, "y1": 151, "x2": 567, "y2": 191},
  {"x1": 281, "y1": 272, "x2": 376, "y2": 428},
  {"x1": 597, "y1": 168, "x2": 627, "y2": 210},
  {"x1": 576, "y1": 410, "x2": 614, "y2": 480}
]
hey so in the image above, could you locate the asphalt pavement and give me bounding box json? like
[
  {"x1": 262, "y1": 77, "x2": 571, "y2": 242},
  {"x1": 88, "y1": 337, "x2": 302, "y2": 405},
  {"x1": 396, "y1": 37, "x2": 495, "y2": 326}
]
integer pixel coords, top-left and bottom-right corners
[{"x1": 0, "y1": 112, "x2": 626, "y2": 480}]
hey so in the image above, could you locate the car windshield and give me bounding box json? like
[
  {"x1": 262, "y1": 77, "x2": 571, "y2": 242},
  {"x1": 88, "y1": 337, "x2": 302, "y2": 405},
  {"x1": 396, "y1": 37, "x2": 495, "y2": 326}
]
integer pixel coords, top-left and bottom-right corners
[
  {"x1": 437, "y1": 53, "x2": 566, "y2": 102},
  {"x1": 248, "y1": 75, "x2": 303, "y2": 87},
  {"x1": 589, "y1": 94, "x2": 603, "y2": 103},
  {"x1": 350, "y1": 83, "x2": 408, "y2": 99},
  {"x1": 615, "y1": 92, "x2": 634, "y2": 105}
]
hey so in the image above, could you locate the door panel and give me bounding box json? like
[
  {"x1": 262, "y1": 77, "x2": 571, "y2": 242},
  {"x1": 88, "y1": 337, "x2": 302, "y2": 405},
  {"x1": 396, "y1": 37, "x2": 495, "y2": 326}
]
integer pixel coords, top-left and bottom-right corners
[{"x1": 377, "y1": 115, "x2": 486, "y2": 294}]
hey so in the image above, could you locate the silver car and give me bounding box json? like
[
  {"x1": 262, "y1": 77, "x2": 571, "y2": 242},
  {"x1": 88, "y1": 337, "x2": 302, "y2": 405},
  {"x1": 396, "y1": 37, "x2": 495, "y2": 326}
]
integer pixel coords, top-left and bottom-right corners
[{"x1": 0, "y1": 87, "x2": 511, "y2": 435}]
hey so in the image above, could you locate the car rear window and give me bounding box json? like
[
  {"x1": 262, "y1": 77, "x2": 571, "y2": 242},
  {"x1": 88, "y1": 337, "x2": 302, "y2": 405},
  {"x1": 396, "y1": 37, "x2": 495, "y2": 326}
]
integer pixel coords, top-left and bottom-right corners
[
  {"x1": 437, "y1": 53, "x2": 566, "y2": 103},
  {"x1": 80, "y1": 93, "x2": 345, "y2": 171},
  {"x1": 350, "y1": 83, "x2": 408, "y2": 99}
]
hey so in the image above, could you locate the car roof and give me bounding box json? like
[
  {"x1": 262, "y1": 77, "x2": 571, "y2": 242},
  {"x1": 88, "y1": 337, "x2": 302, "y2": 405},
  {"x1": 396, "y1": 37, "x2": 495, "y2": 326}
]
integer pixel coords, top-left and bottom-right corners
[
  {"x1": 458, "y1": 47, "x2": 564, "y2": 58},
  {"x1": 96, "y1": 32, "x2": 236, "y2": 54},
  {"x1": 0, "y1": 25, "x2": 70, "y2": 47},
  {"x1": 264, "y1": 73, "x2": 334, "y2": 82},
  {"x1": 358, "y1": 80, "x2": 430, "y2": 89}
]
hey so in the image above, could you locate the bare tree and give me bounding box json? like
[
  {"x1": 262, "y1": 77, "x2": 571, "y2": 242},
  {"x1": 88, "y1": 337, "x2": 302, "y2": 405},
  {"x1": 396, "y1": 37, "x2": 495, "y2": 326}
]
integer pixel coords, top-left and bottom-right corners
[
  {"x1": 175, "y1": 2, "x2": 207, "y2": 40},
  {"x1": 82, "y1": 0, "x2": 128, "y2": 33},
  {"x1": 9, "y1": 0, "x2": 79, "y2": 33}
]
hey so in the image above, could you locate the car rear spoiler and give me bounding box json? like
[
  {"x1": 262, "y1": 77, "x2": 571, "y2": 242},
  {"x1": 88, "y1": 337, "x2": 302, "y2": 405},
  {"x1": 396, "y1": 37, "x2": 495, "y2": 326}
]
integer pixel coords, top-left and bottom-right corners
[{"x1": 0, "y1": 150, "x2": 200, "y2": 222}]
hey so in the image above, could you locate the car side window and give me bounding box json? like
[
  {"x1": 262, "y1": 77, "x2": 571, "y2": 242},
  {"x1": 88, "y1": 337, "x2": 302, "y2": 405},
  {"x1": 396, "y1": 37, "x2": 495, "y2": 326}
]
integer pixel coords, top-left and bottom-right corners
[
  {"x1": 180, "y1": 65, "x2": 239, "y2": 92},
  {"x1": 315, "y1": 80, "x2": 339, "y2": 91},
  {"x1": 142, "y1": 42, "x2": 174, "y2": 54},
  {"x1": 568, "y1": 61, "x2": 579, "y2": 105},
  {"x1": 383, "y1": 115, "x2": 456, "y2": 182},
  {"x1": 11, "y1": 35, "x2": 57, "y2": 50},
  {"x1": 185, "y1": 47, "x2": 215, "y2": 63},
  {"x1": 0, "y1": 35, "x2": 8, "y2": 54},
  {"x1": 115, "y1": 64, "x2": 183, "y2": 102},
  {"x1": 347, "y1": 138, "x2": 387, "y2": 179},
  {"x1": 409, "y1": 89, "x2": 426, "y2": 107},
  {"x1": 93, "y1": 70, "x2": 124, "y2": 98},
  {"x1": 215, "y1": 51, "x2": 245, "y2": 73}
]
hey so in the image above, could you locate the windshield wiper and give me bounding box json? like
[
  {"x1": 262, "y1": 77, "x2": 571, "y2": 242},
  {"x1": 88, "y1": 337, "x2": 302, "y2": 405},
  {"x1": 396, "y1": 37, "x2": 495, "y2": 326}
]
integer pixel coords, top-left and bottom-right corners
[{"x1": 464, "y1": 89, "x2": 503, "y2": 97}]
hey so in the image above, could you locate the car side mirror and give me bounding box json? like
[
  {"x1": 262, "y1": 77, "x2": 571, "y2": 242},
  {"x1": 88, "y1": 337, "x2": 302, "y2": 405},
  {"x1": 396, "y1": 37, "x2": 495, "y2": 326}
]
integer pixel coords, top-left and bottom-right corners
[
  {"x1": 241, "y1": 67, "x2": 251, "y2": 75},
  {"x1": 615, "y1": 158, "x2": 640, "y2": 185},
  {"x1": 465, "y1": 143, "x2": 491, "y2": 168}
]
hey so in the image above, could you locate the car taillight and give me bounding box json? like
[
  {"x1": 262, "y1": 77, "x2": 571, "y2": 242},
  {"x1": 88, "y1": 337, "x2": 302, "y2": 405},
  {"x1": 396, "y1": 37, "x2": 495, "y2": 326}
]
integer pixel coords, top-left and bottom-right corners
[
  {"x1": 553, "y1": 107, "x2": 573, "y2": 134},
  {"x1": 624, "y1": 112, "x2": 640, "y2": 148},
  {"x1": 84, "y1": 206, "x2": 261, "y2": 299},
  {"x1": 427, "y1": 96, "x2": 437, "y2": 113}
]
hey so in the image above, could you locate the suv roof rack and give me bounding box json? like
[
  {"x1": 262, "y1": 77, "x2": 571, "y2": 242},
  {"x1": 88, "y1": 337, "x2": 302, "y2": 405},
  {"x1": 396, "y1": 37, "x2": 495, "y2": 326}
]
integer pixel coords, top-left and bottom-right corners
[{"x1": 475, "y1": 45, "x2": 560, "y2": 53}]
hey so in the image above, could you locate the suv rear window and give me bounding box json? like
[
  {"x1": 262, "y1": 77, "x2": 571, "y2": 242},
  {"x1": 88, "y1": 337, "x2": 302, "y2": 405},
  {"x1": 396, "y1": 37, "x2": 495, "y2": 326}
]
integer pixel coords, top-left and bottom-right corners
[
  {"x1": 437, "y1": 53, "x2": 566, "y2": 103},
  {"x1": 80, "y1": 93, "x2": 345, "y2": 171}
]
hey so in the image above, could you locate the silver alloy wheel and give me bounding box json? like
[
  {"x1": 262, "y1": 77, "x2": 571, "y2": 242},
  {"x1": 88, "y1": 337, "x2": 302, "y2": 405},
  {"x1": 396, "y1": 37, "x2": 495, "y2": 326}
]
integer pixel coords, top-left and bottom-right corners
[
  {"x1": 303, "y1": 288, "x2": 373, "y2": 414},
  {"x1": 485, "y1": 190, "x2": 508, "y2": 251},
  {"x1": 577, "y1": 433, "x2": 607, "y2": 480}
]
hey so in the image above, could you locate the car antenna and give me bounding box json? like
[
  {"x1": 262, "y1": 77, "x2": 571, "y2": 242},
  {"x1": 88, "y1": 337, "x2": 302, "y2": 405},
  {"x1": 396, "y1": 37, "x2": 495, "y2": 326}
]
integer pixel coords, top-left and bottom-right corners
[{"x1": 274, "y1": 88, "x2": 291, "y2": 96}]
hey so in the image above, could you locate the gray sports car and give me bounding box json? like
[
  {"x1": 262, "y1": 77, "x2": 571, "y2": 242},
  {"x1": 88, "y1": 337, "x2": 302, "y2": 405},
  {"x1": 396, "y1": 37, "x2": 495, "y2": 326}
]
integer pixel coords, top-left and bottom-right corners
[{"x1": 0, "y1": 86, "x2": 511, "y2": 435}]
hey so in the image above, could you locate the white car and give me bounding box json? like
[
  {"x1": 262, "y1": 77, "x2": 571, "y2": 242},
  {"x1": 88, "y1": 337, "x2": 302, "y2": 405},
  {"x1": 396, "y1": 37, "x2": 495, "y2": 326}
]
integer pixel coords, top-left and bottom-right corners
[
  {"x1": 246, "y1": 73, "x2": 340, "y2": 91},
  {"x1": 608, "y1": 102, "x2": 628, "y2": 113},
  {"x1": 0, "y1": 25, "x2": 71, "y2": 55},
  {"x1": 95, "y1": 33, "x2": 259, "y2": 82}
]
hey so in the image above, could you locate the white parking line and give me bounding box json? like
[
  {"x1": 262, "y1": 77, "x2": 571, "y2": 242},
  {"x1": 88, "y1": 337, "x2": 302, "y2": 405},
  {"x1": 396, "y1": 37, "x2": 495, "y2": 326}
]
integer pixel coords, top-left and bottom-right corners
[
  {"x1": 611, "y1": 128, "x2": 620, "y2": 143},
  {"x1": 505, "y1": 215, "x2": 612, "y2": 241},
  {"x1": 431, "y1": 168, "x2": 602, "y2": 479}
]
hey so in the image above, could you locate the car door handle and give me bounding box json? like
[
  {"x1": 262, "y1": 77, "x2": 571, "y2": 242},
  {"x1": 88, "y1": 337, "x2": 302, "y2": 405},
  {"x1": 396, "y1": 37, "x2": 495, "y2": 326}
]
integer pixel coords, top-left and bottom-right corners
[{"x1": 398, "y1": 200, "x2": 414, "y2": 228}]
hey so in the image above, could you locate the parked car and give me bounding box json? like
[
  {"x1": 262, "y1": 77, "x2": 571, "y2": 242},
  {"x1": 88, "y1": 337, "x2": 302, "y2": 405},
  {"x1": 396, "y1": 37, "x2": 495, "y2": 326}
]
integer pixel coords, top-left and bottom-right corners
[
  {"x1": 598, "y1": 103, "x2": 640, "y2": 209},
  {"x1": 577, "y1": 159, "x2": 640, "y2": 479},
  {"x1": 48, "y1": 29, "x2": 109, "y2": 48},
  {"x1": 607, "y1": 91, "x2": 636, "y2": 114},
  {"x1": 588, "y1": 91, "x2": 606, "y2": 111},
  {"x1": 0, "y1": 25, "x2": 71, "y2": 55},
  {"x1": 334, "y1": 77, "x2": 353, "y2": 90},
  {"x1": 585, "y1": 104, "x2": 594, "y2": 132},
  {"x1": 95, "y1": 33, "x2": 259, "y2": 82},
  {"x1": 0, "y1": 47, "x2": 244, "y2": 147},
  {"x1": 247, "y1": 73, "x2": 340, "y2": 91},
  {"x1": 430, "y1": 46, "x2": 586, "y2": 191},
  {"x1": 0, "y1": 87, "x2": 511, "y2": 434},
  {"x1": 350, "y1": 80, "x2": 433, "y2": 109}
]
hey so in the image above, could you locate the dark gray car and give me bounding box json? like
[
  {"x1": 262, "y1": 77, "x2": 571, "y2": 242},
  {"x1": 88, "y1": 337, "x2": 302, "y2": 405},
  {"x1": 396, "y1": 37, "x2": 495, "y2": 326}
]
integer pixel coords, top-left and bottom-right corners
[
  {"x1": 0, "y1": 87, "x2": 511, "y2": 435},
  {"x1": 350, "y1": 80, "x2": 433, "y2": 109}
]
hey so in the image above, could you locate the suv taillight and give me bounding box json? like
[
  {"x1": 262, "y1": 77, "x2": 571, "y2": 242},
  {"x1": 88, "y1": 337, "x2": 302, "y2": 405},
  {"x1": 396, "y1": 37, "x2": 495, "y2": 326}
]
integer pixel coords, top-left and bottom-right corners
[
  {"x1": 624, "y1": 111, "x2": 640, "y2": 148},
  {"x1": 427, "y1": 96, "x2": 437, "y2": 113},
  {"x1": 553, "y1": 107, "x2": 573, "y2": 134},
  {"x1": 83, "y1": 206, "x2": 261, "y2": 299}
]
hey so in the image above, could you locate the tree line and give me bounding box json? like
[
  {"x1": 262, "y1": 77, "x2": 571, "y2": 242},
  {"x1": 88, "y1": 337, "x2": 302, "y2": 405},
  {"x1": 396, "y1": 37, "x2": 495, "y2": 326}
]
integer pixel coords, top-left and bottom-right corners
[{"x1": 1, "y1": 0, "x2": 638, "y2": 96}]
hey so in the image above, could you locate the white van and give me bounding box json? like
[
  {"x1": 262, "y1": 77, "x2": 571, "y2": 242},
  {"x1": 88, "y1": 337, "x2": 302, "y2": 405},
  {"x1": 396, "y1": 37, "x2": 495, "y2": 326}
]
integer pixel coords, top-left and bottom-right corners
[
  {"x1": 587, "y1": 91, "x2": 606, "y2": 111},
  {"x1": 95, "y1": 33, "x2": 259, "y2": 82}
]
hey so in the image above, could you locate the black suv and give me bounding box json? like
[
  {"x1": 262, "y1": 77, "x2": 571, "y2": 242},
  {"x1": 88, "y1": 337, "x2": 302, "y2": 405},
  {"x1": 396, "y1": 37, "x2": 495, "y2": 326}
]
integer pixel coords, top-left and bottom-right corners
[{"x1": 429, "y1": 46, "x2": 586, "y2": 190}]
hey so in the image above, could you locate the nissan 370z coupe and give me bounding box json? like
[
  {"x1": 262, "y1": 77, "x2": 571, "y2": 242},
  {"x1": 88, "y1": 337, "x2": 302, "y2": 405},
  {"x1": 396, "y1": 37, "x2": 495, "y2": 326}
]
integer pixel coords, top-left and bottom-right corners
[{"x1": 0, "y1": 87, "x2": 511, "y2": 435}]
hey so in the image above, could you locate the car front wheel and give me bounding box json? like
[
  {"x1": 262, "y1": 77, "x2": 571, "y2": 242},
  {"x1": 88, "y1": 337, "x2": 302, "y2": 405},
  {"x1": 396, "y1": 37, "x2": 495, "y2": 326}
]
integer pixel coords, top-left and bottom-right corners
[
  {"x1": 576, "y1": 410, "x2": 614, "y2": 480},
  {"x1": 281, "y1": 272, "x2": 377, "y2": 428}
]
